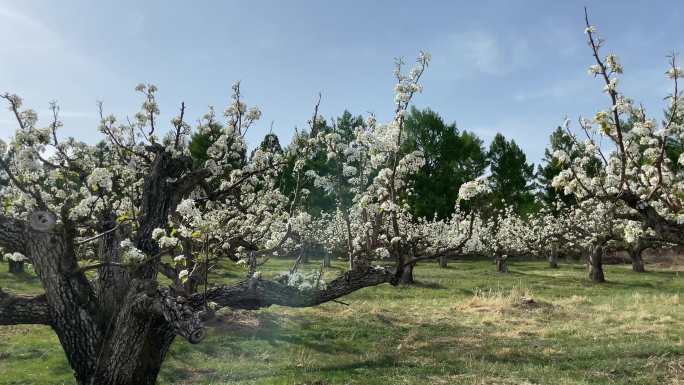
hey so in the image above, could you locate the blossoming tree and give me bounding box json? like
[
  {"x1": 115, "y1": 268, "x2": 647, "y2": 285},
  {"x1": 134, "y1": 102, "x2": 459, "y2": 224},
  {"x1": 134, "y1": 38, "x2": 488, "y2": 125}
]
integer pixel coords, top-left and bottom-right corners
[
  {"x1": 0, "y1": 59, "x2": 442, "y2": 383},
  {"x1": 553, "y1": 9, "x2": 684, "y2": 248},
  {"x1": 297, "y1": 53, "x2": 482, "y2": 283}
]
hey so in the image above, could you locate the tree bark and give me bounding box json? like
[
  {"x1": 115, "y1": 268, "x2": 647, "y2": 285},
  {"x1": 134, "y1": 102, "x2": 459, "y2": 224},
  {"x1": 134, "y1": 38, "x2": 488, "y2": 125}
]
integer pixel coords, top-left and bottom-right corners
[
  {"x1": 79, "y1": 322, "x2": 175, "y2": 385},
  {"x1": 629, "y1": 248, "x2": 646, "y2": 272},
  {"x1": 398, "y1": 263, "x2": 415, "y2": 284},
  {"x1": 87, "y1": 291, "x2": 182, "y2": 385},
  {"x1": 95, "y1": 212, "x2": 130, "y2": 322},
  {"x1": 589, "y1": 245, "x2": 605, "y2": 282},
  {"x1": 0, "y1": 289, "x2": 51, "y2": 325},
  {"x1": 629, "y1": 239, "x2": 647, "y2": 273},
  {"x1": 439, "y1": 254, "x2": 448, "y2": 268},
  {"x1": 617, "y1": 190, "x2": 684, "y2": 245},
  {"x1": 323, "y1": 251, "x2": 331, "y2": 268},
  {"x1": 197, "y1": 266, "x2": 396, "y2": 309}
]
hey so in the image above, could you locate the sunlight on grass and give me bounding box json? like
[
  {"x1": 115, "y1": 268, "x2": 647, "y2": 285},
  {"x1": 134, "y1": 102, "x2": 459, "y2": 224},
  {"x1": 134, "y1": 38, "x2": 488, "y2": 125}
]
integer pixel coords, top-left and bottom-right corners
[{"x1": 1, "y1": 259, "x2": 684, "y2": 384}]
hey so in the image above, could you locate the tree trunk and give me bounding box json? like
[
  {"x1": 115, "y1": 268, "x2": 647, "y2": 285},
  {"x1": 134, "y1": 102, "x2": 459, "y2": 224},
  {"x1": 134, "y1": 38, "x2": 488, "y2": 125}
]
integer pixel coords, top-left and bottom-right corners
[
  {"x1": 548, "y1": 243, "x2": 559, "y2": 268},
  {"x1": 495, "y1": 255, "x2": 508, "y2": 273},
  {"x1": 86, "y1": 318, "x2": 176, "y2": 385},
  {"x1": 629, "y1": 240, "x2": 646, "y2": 273},
  {"x1": 398, "y1": 263, "x2": 415, "y2": 284},
  {"x1": 589, "y1": 245, "x2": 605, "y2": 282},
  {"x1": 629, "y1": 250, "x2": 646, "y2": 272},
  {"x1": 439, "y1": 254, "x2": 448, "y2": 268},
  {"x1": 8, "y1": 259, "x2": 24, "y2": 274},
  {"x1": 323, "y1": 252, "x2": 331, "y2": 268},
  {"x1": 1, "y1": 215, "x2": 398, "y2": 385}
]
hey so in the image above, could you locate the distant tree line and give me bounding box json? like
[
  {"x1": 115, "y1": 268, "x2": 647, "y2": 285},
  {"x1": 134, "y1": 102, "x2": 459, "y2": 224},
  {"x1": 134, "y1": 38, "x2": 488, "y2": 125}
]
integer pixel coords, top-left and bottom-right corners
[{"x1": 259, "y1": 106, "x2": 563, "y2": 220}]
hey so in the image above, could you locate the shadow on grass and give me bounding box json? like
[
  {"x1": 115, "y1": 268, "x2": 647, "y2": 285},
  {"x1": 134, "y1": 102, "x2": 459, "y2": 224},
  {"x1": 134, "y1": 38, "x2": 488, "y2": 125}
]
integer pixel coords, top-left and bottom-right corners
[
  {"x1": 509, "y1": 268, "x2": 682, "y2": 295},
  {"x1": 404, "y1": 280, "x2": 446, "y2": 290}
]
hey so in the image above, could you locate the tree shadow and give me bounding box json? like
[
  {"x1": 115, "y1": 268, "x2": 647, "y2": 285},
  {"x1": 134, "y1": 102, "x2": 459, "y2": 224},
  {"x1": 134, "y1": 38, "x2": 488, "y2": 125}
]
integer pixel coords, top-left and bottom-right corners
[{"x1": 406, "y1": 280, "x2": 446, "y2": 290}]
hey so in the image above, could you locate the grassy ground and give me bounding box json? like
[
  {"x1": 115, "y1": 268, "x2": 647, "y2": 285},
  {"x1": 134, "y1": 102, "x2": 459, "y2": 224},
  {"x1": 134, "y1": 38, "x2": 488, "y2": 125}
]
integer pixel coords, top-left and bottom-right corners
[{"x1": 1, "y1": 259, "x2": 683, "y2": 385}]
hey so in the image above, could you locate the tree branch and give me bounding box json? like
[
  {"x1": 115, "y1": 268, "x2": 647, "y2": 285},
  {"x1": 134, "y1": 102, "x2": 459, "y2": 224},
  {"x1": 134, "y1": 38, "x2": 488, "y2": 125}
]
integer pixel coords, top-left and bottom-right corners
[
  {"x1": 617, "y1": 190, "x2": 684, "y2": 245},
  {"x1": 0, "y1": 214, "x2": 28, "y2": 255},
  {"x1": 0, "y1": 288, "x2": 51, "y2": 325},
  {"x1": 192, "y1": 266, "x2": 397, "y2": 311}
]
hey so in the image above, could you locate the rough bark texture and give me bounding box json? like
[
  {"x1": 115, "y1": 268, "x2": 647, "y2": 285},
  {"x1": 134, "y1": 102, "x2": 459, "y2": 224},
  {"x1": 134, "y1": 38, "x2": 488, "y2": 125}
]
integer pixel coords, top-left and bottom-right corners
[
  {"x1": 0, "y1": 289, "x2": 51, "y2": 325},
  {"x1": 0, "y1": 215, "x2": 28, "y2": 254},
  {"x1": 589, "y1": 245, "x2": 605, "y2": 283},
  {"x1": 196, "y1": 267, "x2": 396, "y2": 310}
]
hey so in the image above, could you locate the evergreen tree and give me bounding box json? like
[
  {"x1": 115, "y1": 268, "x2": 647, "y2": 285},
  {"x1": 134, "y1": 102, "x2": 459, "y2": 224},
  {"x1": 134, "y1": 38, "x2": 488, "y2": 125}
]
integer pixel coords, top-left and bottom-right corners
[
  {"x1": 487, "y1": 133, "x2": 535, "y2": 214},
  {"x1": 402, "y1": 107, "x2": 487, "y2": 219},
  {"x1": 279, "y1": 111, "x2": 365, "y2": 216},
  {"x1": 254, "y1": 132, "x2": 283, "y2": 155}
]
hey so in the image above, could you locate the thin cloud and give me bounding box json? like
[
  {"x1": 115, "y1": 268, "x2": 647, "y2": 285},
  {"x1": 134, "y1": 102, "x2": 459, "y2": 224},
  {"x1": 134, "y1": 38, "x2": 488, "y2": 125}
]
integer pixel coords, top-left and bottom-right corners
[{"x1": 429, "y1": 30, "x2": 532, "y2": 80}]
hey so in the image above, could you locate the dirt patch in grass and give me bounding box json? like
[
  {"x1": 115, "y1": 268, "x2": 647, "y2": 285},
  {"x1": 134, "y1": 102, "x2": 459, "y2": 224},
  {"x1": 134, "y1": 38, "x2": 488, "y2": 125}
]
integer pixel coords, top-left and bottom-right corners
[
  {"x1": 455, "y1": 287, "x2": 554, "y2": 315},
  {"x1": 206, "y1": 309, "x2": 277, "y2": 332}
]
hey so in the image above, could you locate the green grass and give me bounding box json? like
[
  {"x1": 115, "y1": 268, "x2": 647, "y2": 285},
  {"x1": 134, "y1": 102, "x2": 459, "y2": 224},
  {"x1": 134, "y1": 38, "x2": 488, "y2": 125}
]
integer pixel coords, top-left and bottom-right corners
[{"x1": 1, "y1": 259, "x2": 684, "y2": 384}]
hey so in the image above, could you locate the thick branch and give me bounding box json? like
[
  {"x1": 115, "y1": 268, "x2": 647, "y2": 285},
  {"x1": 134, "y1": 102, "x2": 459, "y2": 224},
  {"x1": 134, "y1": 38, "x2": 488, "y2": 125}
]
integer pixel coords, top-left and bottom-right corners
[
  {"x1": 0, "y1": 288, "x2": 51, "y2": 325},
  {"x1": 618, "y1": 190, "x2": 684, "y2": 245},
  {"x1": 0, "y1": 214, "x2": 28, "y2": 255},
  {"x1": 193, "y1": 266, "x2": 397, "y2": 311}
]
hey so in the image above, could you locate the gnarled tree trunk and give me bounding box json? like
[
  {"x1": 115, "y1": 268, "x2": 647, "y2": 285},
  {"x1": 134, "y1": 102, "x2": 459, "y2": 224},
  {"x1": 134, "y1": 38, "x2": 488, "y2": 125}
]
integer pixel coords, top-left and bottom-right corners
[
  {"x1": 0, "y1": 212, "x2": 398, "y2": 385},
  {"x1": 629, "y1": 239, "x2": 646, "y2": 273},
  {"x1": 589, "y1": 245, "x2": 605, "y2": 282},
  {"x1": 0, "y1": 140, "x2": 403, "y2": 385}
]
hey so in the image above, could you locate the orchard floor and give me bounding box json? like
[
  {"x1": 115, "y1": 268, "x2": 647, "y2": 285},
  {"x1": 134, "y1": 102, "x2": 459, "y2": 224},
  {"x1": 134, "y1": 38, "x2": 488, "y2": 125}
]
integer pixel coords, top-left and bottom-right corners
[{"x1": 1, "y1": 259, "x2": 684, "y2": 385}]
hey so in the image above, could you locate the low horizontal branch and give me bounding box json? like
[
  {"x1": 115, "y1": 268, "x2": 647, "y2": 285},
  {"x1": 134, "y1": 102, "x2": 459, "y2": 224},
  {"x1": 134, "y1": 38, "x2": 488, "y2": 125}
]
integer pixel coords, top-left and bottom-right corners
[
  {"x1": 0, "y1": 288, "x2": 52, "y2": 326},
  {"x1": 191, "y1": 266, "x2": 396, "y2": 311},
  {"x1": 0, "y1": 214, "x2": 28, "y2": 256}
]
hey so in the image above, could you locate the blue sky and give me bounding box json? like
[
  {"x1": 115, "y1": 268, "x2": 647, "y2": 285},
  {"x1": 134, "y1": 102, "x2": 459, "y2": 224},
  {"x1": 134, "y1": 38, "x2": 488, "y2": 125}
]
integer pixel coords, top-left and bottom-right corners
[{"x1": 1, "y1": 0, "x2": 682, "y2": 164}]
